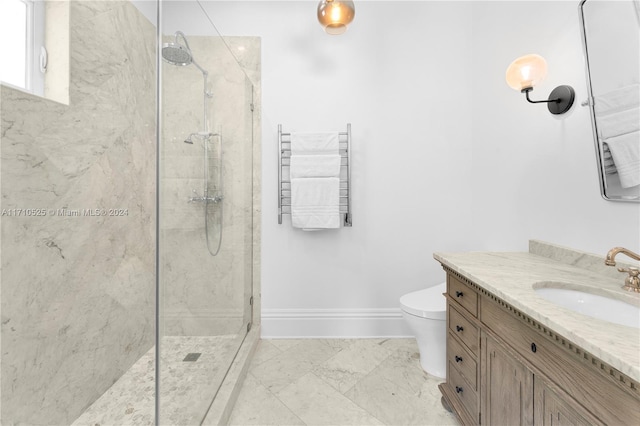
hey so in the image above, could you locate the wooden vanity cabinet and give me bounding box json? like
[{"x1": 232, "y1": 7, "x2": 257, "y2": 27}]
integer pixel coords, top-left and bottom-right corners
[
  {"x1": 440, "y1": 269, "x2": 640, "y2": 426},
  {"x1": 482, "y1": 334, "x2": 533, "y2": 425},
  {"x1": 533, "y1": 376, "x2": 604, "y2": 426},
  {"x1": 441, "y1": 275, "x2": 481, "y2": 425}
]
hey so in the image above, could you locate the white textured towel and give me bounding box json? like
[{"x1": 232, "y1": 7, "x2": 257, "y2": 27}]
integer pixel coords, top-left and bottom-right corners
[
  {"x1": 290, "y1": 154, "x2": 341, "y2": 178},
  {"x1": 290, "y1": 132, "x2": 339, "y2": 155},
  {"x1": 606, "y1": 131, "x2": 640, "y2": 188},
  {"x1": 291, "y1": 177, "x2": 340, "y2": 229},
  {"x1": 598, "y1": 107, "x2": 640, "y2": 139},
  {"x1": 595, "y1": 85, "x2": 640, "y2": 115}
]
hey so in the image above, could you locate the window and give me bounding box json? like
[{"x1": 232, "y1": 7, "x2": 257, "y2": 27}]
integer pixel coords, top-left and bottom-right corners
[
  {"x1": 0, "y1": 0, "x2": 28, "y2": 89},
  {"x1": 0, "y1": 0, "x2": 45, "y2": 96}
]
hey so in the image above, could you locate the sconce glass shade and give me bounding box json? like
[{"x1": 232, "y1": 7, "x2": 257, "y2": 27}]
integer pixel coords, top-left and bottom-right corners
[
  {"x1": 317, "y1": 0, "x2": 355, "y2": 35},
  {"x1": 505, "y1": 54, "x2": 548, "y2": 92}
]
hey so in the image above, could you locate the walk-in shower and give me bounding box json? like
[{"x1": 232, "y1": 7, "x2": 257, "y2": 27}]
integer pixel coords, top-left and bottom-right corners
[
  {"x1": 157, "y1": 7, "x2": 258, "y2": 422},
  {"x1": 0, "y1": 0, "x2": 258, "y2": 424},
  {"x1": 163, "y1": 30, "x2": 223, "y2": 256}
]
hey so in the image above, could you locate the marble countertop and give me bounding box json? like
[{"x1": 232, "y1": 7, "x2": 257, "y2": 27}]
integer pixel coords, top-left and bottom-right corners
[{"x1": 433, "y1": 242, "x2": 640, "y2": 382}]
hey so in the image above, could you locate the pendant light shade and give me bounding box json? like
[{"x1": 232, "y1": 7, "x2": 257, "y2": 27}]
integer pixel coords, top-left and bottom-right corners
[{"x1": 317, "y1": 0, "x2": 355, "y2": 35}]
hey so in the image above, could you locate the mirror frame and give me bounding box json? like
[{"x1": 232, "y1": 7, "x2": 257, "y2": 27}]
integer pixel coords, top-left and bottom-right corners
[{"x1": 578, "y1": 0, "x2": 640, "y2": 203}]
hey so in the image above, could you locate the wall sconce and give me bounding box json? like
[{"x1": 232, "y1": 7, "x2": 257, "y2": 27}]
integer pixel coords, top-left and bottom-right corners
[
  {"x1": 317, "y1": 0, "x2": 355, "y2": 35},
  {"x1": 506, "y1": 54, "x2": 575, "y2": 115}
]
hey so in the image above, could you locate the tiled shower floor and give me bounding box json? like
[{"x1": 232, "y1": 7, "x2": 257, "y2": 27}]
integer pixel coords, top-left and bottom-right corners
[{"x1": 72, "y1": 335, "x2": 239, "y2": 426}]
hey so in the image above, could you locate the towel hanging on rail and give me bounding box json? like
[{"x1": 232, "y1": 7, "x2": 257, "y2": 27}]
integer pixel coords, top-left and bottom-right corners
[
  {"x1": 605, "y1": 131, "x2": 640, "y2": 188},
  {"x1": 290, "y1": 132, "x2": 339, "y2": 154},
  {"x1": 290, "y1": 154, "x2": 341, "y2": 178},
  {"x1": 290, "y1": 177, "x2": 340, "y2": 229},
  {"x1": 594, "y1": 85, "x2": 639, "y2": 116},
  {"x1": 598, "y1": 107, "x2": 640, "y2": 139},
  {"x1": 278, "y1": 124, "x2": 352, "y2": 227}
]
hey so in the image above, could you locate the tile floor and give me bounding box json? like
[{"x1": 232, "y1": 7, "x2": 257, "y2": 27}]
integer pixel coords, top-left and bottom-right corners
[{"x1": 228, "y1": 338, "x2": 459, "y2": 426}]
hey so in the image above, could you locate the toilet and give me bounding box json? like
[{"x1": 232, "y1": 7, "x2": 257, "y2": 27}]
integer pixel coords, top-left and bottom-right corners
[{"x1": 400, "y1": 282, "x2": 447, "y2": 378}]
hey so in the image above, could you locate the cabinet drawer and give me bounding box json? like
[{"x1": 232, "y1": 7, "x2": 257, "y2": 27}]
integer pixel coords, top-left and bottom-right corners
[
  {"x1": 448, "y1": 304, "x2": 478, "y2": 355},
  {"x1": 448, "y1": 361, "x2": 478, "y2": 421},
  {"x1": 448, "y1": 332, "x2": 477, "y2": 390},
  {"x1": 448, "y1": 275, "x2": 477, "y2": 317}
]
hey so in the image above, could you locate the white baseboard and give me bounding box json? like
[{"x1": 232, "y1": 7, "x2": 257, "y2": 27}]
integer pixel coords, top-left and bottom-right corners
[{"x1": 261, "y1": 308, "x2": 413, "y2": 338}]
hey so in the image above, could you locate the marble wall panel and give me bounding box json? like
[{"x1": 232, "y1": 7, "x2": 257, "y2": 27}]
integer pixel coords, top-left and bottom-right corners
[
  {"x1": 0, "y1": 0, "x2": 155, "y2": 424},
  {"x1": 44, "y1": 0, "x2": 70, "y2": 104},
  {"x1": 160, "y1": 36, "x2": 260, "y2": 336}
]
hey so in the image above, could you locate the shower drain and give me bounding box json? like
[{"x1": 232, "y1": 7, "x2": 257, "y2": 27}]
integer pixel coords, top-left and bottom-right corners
[{"x1": 183, "y1": 353, "x2": 201, "y2": 362}]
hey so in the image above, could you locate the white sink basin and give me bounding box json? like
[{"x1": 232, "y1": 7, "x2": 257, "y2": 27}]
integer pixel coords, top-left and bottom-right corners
[{"x1": 534, "y1": 287, "x2": 640, "y2": 328}]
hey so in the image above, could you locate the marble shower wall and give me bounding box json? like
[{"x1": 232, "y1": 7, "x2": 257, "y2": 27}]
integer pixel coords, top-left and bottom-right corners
[
  {"x1": 161, "y1": 36, "x2": 260, "y2": 336},
  {"x1": 0, "y1": 1, "x2": 156, "y2": 424}
]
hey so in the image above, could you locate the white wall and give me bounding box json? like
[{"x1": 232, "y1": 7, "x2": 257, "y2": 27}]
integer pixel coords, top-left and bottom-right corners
[
  {"x1": 195, "y1": 0, "x2": 476, "y2": 337},
  {"x1": 468, "y1": 1, "x2": 640, "y2": 254},
  {"x1": 167, "y1": 1, "x2": 640, "y2": 337}
]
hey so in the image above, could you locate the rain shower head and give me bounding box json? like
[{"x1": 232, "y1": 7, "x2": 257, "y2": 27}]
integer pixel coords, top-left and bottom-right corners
[
  {"x1": 162, "y1": 31, "x2": 193, "y2": 66},
  {"x1": 162, "y1": 31, "x2": 208, "y2": 77},
  {"x1": 162, "y1": 43, "x2": 192, "y2": 66}
]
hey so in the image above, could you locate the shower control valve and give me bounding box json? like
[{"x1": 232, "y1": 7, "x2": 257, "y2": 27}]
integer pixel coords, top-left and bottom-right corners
[{"x1": 188, "y1": 189, "x2": 223, "y2": 204}]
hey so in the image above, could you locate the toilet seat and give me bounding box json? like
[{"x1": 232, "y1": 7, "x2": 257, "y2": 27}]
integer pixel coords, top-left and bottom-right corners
[{"x1": 400, "y1": 282, "x2": 446, "y2": 320}]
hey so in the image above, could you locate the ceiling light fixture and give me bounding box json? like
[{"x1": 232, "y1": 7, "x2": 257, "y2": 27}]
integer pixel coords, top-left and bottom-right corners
[{"x1": 317, "y1": 0, "x2": 355, "y2": 35}]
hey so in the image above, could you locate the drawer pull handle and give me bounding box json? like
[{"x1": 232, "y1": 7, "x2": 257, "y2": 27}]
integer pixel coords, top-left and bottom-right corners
[
  {"x1": 455, "y1": 356, "x2": 463, "y2": 363},
  {"x1": 455, "y1": 291, "x2": 463, "y2": 297},
  {"x1": 455, "y1": 386, "x2": 463, "y2": 394},
  {"x1": 531, "y1": 343, "x2": 537, "y2": 353},
  {"x1": 456, "y1": 325, "x2": 464, "y2": 332}
]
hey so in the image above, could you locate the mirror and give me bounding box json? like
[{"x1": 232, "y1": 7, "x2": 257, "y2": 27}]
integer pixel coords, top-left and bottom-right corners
[{"x1": 579, "y1": 0, "x2": 640, "y2": 202}]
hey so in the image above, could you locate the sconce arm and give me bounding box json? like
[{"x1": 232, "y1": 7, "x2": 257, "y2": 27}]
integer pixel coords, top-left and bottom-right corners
[{"x1": 523, "y1": 88, "x2": 560, "y2": 104}]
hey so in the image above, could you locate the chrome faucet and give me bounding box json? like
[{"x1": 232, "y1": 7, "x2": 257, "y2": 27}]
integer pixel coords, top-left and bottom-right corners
[{"x1": 605, "y1": 247, "x2": 640, "y2": 293}]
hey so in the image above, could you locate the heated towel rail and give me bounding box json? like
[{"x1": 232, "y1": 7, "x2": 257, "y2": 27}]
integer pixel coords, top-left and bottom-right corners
[{"x1": 278, "y1": 124, "x2": 352, "y2": 227}]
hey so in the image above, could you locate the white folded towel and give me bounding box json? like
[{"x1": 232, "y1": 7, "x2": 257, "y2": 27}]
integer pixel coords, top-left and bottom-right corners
[
  {"x1": 606, "y1": 131, "x2": 640, "y2": 188},
  {"x1": 290, "y1": 154, "x2": 341, "y2": 178},
  {"x1": 594, "y1": 85, "x2": 640, "y2": 116},
  {"x1": 597, "y1": 107, "x2": 640, "y2": 139},
  {"x1": 290, "y1": 132, "x2": 339, "y2": 155},
  {"x1": 291, "y1": 177, "x2": 340, "y2": 229}
]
